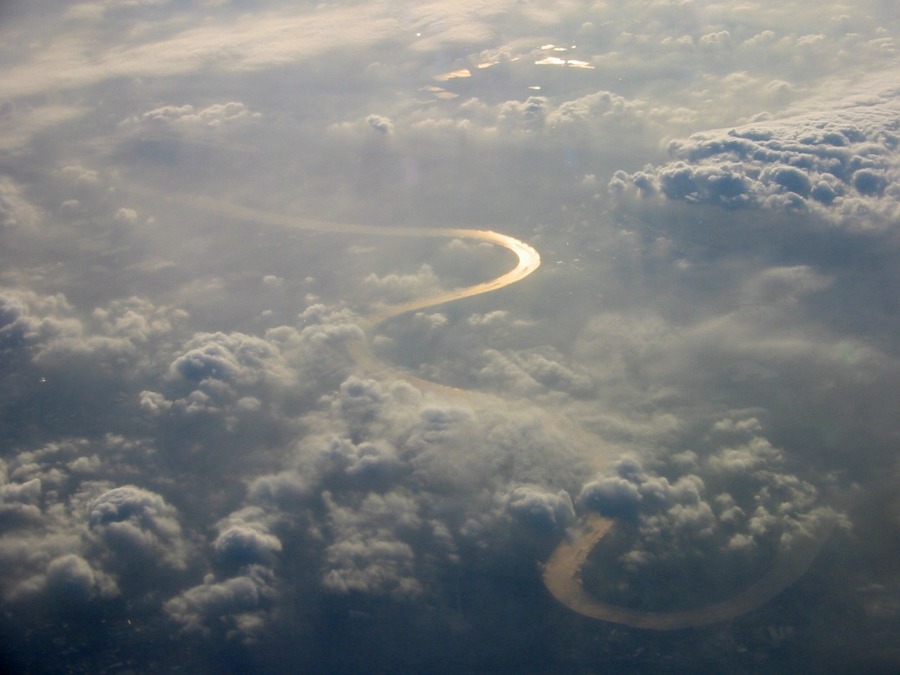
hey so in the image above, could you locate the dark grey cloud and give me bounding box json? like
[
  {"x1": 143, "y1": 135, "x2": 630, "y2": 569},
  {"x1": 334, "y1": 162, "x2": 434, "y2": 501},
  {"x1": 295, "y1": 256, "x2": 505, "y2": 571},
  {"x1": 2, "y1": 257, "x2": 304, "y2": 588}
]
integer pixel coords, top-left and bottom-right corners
[
  {"x1": 506, "y1": 484, "x2": 575, "y2": 534},
  {"x1": 44, "y1": 553, "x2": 119, "y2": 602},
  {"x1": 0, "y1": 439, "x2": 191, "y2": 608},
  {"x1": 214, "y1": 514, "x2": 283, "y2": 569},
  {"x1": 87, "y1": 485, "x2": 192, "y2": 572},
  {"x1": 165, "y1": 564, "x2": 277, "y2": 643}
]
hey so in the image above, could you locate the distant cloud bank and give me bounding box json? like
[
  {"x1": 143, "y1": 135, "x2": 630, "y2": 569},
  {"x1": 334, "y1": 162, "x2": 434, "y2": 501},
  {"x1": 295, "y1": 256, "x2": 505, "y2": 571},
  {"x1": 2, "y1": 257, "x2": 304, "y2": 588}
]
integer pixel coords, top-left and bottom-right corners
[{"x1": 610, "y1": 83, "x2": 900, "y2": 230}]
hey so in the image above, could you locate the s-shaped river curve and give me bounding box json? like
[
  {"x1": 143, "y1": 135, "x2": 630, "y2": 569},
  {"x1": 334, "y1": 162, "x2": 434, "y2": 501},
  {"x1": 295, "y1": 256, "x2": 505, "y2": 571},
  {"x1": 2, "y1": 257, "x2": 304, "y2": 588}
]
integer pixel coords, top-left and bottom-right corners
[{"x1": 151, "y1": 190, "x2": 829, "y2": 630}]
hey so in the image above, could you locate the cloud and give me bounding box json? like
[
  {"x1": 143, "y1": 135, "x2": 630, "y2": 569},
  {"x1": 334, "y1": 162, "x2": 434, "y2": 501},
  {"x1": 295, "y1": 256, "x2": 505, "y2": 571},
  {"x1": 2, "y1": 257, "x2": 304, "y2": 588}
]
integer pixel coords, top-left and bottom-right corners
[
  {"x1": 2, "y1": 1, "x2": 559, "y2": 101},
  {"x1": 366, "y1": 114, "x2": 394, "y2": 134},
  {"x1": 117, "y1": 101, "x2": 263, "y2": 156},
  {"x1": 44, "y1": 553, "x2": 119, "y2": 602},
  {"x1": 578, "y1": 473, "x2": 643, "y2": 519},
  {"x1": 87, "y1": 485, "x2": 192, "y2": 573},
  {"x1": 474, "y1": 347, "x2": 595, "y2": 398},
  {"x1": 364, "y1": 264, "x2": 442, "y2": 303},
  {"x1": 189, "y1": 364, "x2": 594, "y2": 631},
  {"x1": 138, "y1": 305, "x2": 365, "y2": 429},
  {"x1": 165, "y1": 565, "x2": 277, "y2": 643},
  {"x1": 609, "y1": 82, "x2": 900, "y2": 230},
  {"x1": 169, "y1": 331, "x2": 293, "y2": 389},
  {"x1": 0, "y1": 288, "x2": 194, "y2": 407},
  {"x1": 321, "y1": 490, "x2": 424, "y2": 599},
  {"x1": 506, "y1": 484, "x2": 575, "y2": 534},
  {"x1": 213, "y1": 515, "x2": 282, "y2": 569},
  {"x1": 577, "y1": 418, "x2": 848, "y2": 609},
  {"x1": 0, "y1": 435, "x2": 195, "y2": 610},
  {"x1": 122, "y1": 102, "x2": 261, "y2": 131},
  {"x1": 0, "y1": 289, "x2": 79, "y2": 352}
]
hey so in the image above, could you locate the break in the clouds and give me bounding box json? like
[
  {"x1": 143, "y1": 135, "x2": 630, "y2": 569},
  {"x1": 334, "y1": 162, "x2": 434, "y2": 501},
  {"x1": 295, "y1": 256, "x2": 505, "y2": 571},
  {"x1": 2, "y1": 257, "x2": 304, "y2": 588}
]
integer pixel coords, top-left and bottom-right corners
[{"x1": 1, "y1": 0, "x2": 899, "y2": 672}]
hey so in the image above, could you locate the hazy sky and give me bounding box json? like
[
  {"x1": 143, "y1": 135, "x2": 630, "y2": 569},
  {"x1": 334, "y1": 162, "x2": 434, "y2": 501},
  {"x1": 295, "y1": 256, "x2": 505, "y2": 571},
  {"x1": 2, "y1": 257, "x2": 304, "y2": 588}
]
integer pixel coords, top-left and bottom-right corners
[{"x1": 1, "y1": 1, "x2": 899, "y2": 672}]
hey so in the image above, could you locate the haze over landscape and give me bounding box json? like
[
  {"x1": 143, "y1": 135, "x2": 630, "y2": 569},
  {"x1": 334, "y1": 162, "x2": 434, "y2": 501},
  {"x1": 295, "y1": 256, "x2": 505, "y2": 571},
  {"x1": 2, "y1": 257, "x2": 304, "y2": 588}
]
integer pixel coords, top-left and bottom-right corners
[{"x1": 1, "y1": 1, "x2": 899, "y2": 672}]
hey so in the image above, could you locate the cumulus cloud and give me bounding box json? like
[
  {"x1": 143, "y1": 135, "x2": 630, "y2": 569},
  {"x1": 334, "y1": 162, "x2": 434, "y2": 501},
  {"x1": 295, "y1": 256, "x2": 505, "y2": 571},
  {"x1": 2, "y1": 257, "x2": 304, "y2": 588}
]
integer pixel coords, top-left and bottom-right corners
[
  {"x1": 169, "y1": 331, "x2": 293, "y2": 389},
  {"x1": 610, "y1": 85, "x2": 900, "y2": 229},
  {"x1": 189, "y1": 366, "x2": 593, "y2": 635},
  {"x1": 366, "y1": 114, "x2": 394, "y2": 134},
  {"x1": 214, "y1": 517, "x2": 282, "y2": 570},
  {"x1": 117, "y1": 101, "x2": 263, "y2": 156},
  {"x1": 138, "y1": 303, "x2": 368, "y2": 430},
  {"x1": 0, "y1": 287, "x2": 191, "y2": 381},
  {"x1": 122, "y1": 102, "x2": 261, "y2": 131},
  {"x1": 87, "y1": 485, "x2": 192, "y2": 573},
  {"x1": 44, "y1": 553, "x2": 119, "y2": 602},
  {"x1": 577, "y1": 419, "x2": 848, "y2": 609},
  {"x1": 321, "y1": 491, "x2": 424, "y2": 599},
  {"x1": 0, "y1": 434, "x2": 197, "y2": 613},
  {"x1": 165, "y1": 565, "x2": 277, "y2": 643},
  {"x1": 506, "y1": 484, "x2": 575, "y2": 534},
  {"x1": 0, "y1": 288, "x2": 79, "y2": 352}
]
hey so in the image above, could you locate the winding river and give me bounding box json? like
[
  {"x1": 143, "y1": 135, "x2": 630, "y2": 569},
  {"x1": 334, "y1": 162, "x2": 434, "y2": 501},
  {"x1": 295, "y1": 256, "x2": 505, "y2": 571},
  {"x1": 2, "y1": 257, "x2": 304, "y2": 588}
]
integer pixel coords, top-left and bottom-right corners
[{"x1": 156, "y1": 190, "x2": 829, "y2": 630}]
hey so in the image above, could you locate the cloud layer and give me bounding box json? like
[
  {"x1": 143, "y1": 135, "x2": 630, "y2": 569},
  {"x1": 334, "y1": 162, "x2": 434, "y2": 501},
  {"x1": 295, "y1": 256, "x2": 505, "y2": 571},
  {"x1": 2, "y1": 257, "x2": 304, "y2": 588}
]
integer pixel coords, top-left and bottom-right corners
[
  {"x1": 1, "y1": 0, "x2": 899, "y2": 672},
  {"x1": 610, "y1": 83, "x2": 900, "y2": 230}
]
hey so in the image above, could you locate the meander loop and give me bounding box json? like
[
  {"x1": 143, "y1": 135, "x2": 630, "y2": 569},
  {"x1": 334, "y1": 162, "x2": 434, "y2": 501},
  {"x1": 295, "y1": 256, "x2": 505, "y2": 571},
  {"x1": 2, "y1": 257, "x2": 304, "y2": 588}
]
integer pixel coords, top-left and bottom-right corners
[{"x1": 541, "y1": 513, "x2": 830, "y2": 630}]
